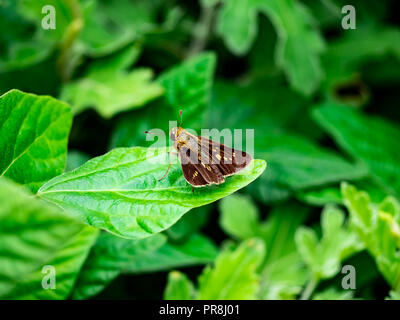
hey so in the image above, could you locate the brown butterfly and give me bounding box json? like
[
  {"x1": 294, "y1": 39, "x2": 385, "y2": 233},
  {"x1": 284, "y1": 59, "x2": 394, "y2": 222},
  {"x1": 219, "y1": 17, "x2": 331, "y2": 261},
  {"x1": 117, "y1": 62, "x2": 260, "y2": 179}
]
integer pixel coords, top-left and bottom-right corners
[{"x1": 149, "y1": 111, "x2": 252, "y2": 188}]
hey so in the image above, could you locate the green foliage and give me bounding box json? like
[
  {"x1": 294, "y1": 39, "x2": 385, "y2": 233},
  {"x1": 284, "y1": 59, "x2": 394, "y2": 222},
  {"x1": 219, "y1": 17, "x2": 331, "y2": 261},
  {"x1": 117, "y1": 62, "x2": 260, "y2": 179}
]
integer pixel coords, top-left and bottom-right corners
[
  {"x1": 60, "y1": 46, "x2": 163, "y2": 118},
  {"x1": 165, "y1": 205, "x2": 211, "y2": 241},
  {"x1": 219, "y1": 194, "x2": 259, "y2": 240},
  {"x1": 164, "y1": 239, "x2": 265, "y2": 300},
  {"x1": 197, "y1": 239, "x2": 264, "y2": 299},
  {"x1": 110, "y1": 52, "x2": 216, "y2": 148},
  {"x1": 38, "y1": 146, "x2": 266, "y2": 238},
  {"x1": 216, "y1": 0, "x2": 324, "y2": 95},
  {"x1": 1, "y1": 0, "x2": 400, "y2": 301},
  {"x1": 122, "y1": 233, "x2": 218, "y2": 273},
  {"x1": 259, "y1": 0, "x2": 325, "y2": 95},
  {"x1": 164, "y1": 271, "x2": 196, "y2": 300},
  {"x1": 313, "y1": 288, "x2": 354, "y2": 300},
  {"x1": 0, "y1": 89, "x2": 72, "y2": 192},
  {"x1": 216, "y1": 0, "x2": 260, "y2": 55},
  {"x1": 342, "y1": 183, "x2": 400, "y2": 291},
  {"x1": 66, "y1": 150, "x2": 91, "y2": 171},
  {"x1": 72, "y1": 232, "x2": 166, "y2": 300},
  {"x1": 0, "y1": 177, "x2": 98, "y2": 299},
  {"x1": 314, "y1": 103, "x2": 400, "y2": 199},
  {"x1": 295, "y1": 205, "x2": 362, "y2": 282},
  {"x1": 158, "y1": 52, "x2": 216, "y2": 126},
  {"x1": 219, "y1": 196, "x2": 310, "y2": 299}
]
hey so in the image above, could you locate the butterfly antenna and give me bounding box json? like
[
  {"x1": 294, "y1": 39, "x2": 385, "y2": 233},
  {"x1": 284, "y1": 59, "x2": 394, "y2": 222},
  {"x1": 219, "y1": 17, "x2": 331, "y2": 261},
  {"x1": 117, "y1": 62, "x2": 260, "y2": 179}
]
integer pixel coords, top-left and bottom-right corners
[{"x1": 179, "y1": 110, "x2": 183, "y2": 126}]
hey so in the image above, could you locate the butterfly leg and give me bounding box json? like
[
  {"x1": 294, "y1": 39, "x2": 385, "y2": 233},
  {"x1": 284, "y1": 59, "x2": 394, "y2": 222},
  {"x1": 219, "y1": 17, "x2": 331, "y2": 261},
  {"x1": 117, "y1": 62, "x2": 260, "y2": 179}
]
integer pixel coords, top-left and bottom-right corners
[
  {"x1": 192, "y1": 186, "x2": 194, "y2": 194},
  {"x1": 158, "y1": 151, "x2": 178, "y2": 182}
]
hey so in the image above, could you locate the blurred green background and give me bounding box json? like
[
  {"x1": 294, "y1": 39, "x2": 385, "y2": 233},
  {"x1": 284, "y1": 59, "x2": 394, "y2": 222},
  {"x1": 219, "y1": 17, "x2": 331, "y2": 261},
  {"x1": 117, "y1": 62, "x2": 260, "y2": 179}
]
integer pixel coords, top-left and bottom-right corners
[{"x1": 1, "y1": 0, "x2": 400, "y2": 300}]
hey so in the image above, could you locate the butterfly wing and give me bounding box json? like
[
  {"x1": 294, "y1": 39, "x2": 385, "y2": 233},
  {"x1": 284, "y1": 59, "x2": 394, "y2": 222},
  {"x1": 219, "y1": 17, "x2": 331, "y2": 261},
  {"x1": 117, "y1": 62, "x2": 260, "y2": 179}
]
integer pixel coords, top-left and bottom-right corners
[
  {"x1": 198, "y1": 136, "x2": 252, "y2": 177},
  {"x1": 176, "y1": 133, "x2": 252, "y2": 187},
  {"x1": 178, "y1": 145, "x2": 225, "y2": 187}
]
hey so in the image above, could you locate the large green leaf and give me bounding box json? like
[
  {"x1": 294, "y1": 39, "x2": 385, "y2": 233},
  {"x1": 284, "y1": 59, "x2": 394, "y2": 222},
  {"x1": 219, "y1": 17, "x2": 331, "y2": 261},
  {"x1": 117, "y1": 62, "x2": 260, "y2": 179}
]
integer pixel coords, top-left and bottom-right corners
[
  {"x1": 60, "y1": 46, "x2": 164, "y2": 118},
  {"x1": 313, "y1": 103, "x2": 400, "y2": 199},
  {"x1": 197, "y1": 239, "x2": 265, "y2": 299},
  {"x1": 38, "y1": 146, "x2": 266, "y2": 239},
  {"x1": 71, "y1": 232, "x2": 166, "y2": 300},
  {"x1": 0, "y1": 177, "x2": 98, "y2": 299},
  {"x1": 0, "y1": 89, "x2": 72, "y2": 192},
  {"x1": 123, "y1": 233, "x2": 218, "y2": 273}
]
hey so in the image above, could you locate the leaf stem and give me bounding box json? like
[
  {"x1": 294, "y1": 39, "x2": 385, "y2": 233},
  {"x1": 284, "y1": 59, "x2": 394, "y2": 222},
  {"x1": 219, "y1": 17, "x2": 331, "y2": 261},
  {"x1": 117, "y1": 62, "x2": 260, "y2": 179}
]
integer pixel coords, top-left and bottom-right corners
[
  {"x1": 300, "y1": 277, "x2": 318, "y2": 300},
  {"x1": 187, "y1": 2, "x2": 217, "y2": 57},
  {"x1": 57, "y1": 0, "x2": 83, "y2": 82}
]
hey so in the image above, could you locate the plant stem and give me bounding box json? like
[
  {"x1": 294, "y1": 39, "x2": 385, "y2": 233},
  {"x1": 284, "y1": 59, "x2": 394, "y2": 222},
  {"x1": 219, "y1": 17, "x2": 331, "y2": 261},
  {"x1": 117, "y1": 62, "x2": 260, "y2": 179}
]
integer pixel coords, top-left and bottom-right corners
[
  {"x1": 57, "y1": 0, "x2": 83, "y2": 82},
  {"x1": 300, "y1": 277, "x2": 318, "y2": 300},
  {"x1": 186, "y1": 3, "x2": 217, "y2": 57}
]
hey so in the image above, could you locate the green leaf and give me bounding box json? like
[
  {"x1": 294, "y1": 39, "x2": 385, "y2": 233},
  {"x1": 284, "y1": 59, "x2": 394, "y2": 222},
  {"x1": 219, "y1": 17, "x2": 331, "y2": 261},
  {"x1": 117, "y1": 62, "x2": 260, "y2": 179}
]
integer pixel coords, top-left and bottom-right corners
[
  {"x1": 79, "y1": 0, "x2": 159, "y2": 57},
  {"x1": 38, "y1": 146, "x2": 266, "y2": 239},
  {"x1": 0, "y1": 177, "x2": 98, "y2": 299},
  {"x1": 197, "y1": 239, "x2": 265, "y2": 299},
  {"x1": 252, "y1": 132, "x2": 367, "y2": 200},
  {"x1": 215, "y1": 0, "x2": 325, "y2": 94},
  {"x1": 205, "y1": 81, "x2": 366, "y2": 203},
  {"x1": 296, "y1": 186, "x2": 343, "y2": 207},
  {"x1": 295, "y1": 205, "x2": 363, "y2": 281},
  {"x1": 313, "y1": 288, "x2": 354, "y2": 300},
  {"x1": 313, "y1": 103, "x2": 400, "y2": 199},
  {"x1": 60, "y1": 46, "x2": 164, "y2": 118},
  {"x1": 0, "y1": 89, "x2": 72, "y2": 192},
  {"x1": 215, "y1": 0, "x2": 260, "y2": 55},
  {"x1": 166, "y1": 205, "x2": 211, "y2": 241},
  {"x1": 158, "y1": 52, "x2": 216, "y2": 127},
  {"x1": 17, "y1": 0, "x2": 74, "y2": 43},
  {"x1": 0, "y1": 2, "x2": 50, "y2": 72},
  {"x1": 164, "y1": 271, "x2": 195, "y2": 300},
  {"x1": 258, "y1": 203, "x2": 309, "y2": 299},
  {"x1": 342, "y1": 183, "x2": 400, "y2": 290},
  {"x1": 123, "y1": 234, "x2": 218, "y2": 273},
  {"x1": 71, "y1": 232, "x2": 166, "y2": 300},
  {"x1": 296, "y1": 179, "x2": 387, "y2": 207},
  {"x1": 259, "y1": 0, "x2": 325, "y2": 95},
  {"x1": 322, "y1": 27, "x2": 400, "y2": 95},
  {"x1": 260, "y1": 252, "x2": 307, "y2": 300},
  {"x1": 110, "y1": 52, "x2": 217, "y2": 149},
  {"x1": 386, "y1": 291, "x2": 400, "y2": 300},
  {"x1": 219, "y1": 194, "x2": 260, "y2": 240},
  {"x1": 201, "y1": 0, "x2": 220, "y2": 7}
]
